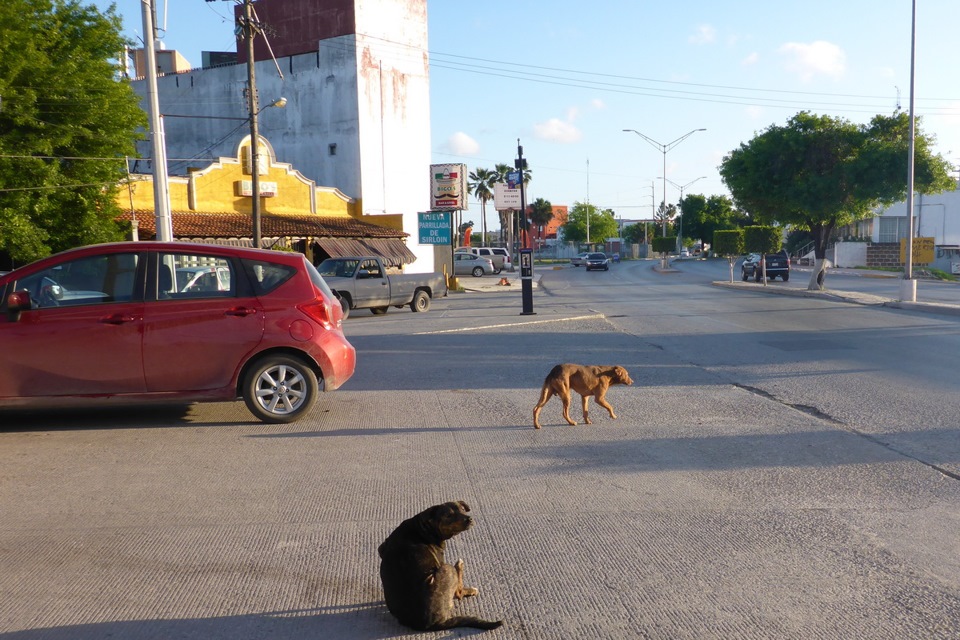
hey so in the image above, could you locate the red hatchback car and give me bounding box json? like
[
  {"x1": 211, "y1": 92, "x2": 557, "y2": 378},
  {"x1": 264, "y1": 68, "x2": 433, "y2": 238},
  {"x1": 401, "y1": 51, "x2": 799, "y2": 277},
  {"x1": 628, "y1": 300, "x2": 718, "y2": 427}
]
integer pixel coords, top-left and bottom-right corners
[{"x1": 0, "y1": 242, "x2": 356, "y2": 423}]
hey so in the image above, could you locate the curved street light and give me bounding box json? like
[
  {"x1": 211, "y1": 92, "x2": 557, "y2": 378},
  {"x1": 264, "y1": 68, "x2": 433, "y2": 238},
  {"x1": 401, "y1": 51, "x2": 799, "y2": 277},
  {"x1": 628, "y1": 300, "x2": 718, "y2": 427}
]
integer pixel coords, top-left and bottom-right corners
[{"x1": 623, "y1": 128, "x2": 706, "y2": 236}]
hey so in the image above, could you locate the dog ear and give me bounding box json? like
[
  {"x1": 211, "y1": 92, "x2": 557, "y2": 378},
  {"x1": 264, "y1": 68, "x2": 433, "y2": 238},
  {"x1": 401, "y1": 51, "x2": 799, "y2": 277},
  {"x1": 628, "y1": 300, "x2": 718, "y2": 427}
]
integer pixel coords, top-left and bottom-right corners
[{"x1": 456, "y1": 501, "x2": 471, "y2": 513}]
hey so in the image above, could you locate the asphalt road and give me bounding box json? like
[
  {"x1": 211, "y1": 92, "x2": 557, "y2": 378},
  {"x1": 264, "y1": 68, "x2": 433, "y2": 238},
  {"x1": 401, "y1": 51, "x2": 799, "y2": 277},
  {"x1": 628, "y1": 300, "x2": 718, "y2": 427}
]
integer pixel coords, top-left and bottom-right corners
[{"x1": 2, "y1": 261, "x2": 959, "y2": 639}]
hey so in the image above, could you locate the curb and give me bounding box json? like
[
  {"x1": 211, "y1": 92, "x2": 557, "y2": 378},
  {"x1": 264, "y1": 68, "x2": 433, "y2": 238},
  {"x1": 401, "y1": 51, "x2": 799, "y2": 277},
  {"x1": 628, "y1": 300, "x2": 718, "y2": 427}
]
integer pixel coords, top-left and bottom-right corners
[{"x1": 712, "y1": 280, "x2": 960, "y2": 316}]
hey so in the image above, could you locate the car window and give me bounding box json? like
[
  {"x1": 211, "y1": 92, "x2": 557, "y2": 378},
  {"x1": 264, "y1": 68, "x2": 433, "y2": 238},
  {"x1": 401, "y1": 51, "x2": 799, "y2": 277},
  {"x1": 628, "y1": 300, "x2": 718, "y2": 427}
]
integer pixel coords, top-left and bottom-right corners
[
  {"x1": 241, "y1": 258, "x2": 296, "y2": 296},
  {"x1": 15, "y1": 252, "x2": 140, "y2": 308},
  {"x1": 158, "y1": 252, "x2": 235, "y2": 299}
]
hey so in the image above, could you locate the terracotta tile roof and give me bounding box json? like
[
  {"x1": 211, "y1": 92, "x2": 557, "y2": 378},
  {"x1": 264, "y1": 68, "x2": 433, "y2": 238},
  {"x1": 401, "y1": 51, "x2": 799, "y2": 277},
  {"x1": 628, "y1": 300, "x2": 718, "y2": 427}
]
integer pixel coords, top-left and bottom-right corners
[{"x1": 118, "y1": 210, "x2": 408, "y2": 240}]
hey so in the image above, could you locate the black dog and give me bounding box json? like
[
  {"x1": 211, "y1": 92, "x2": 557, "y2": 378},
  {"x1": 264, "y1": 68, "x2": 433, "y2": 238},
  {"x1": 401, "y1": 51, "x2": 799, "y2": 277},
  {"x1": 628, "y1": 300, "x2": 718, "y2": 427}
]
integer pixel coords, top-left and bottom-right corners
[{"x1": 378, "y1": 501, "x2": 503, "y2": 631}]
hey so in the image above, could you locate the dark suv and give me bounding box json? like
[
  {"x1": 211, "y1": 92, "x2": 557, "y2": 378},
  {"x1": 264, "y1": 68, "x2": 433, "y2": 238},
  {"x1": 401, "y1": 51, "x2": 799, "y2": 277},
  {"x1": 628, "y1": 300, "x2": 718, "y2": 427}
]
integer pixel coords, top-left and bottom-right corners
[{"x1": 741, "y1": 251, "x2": 790, "y2": 282}]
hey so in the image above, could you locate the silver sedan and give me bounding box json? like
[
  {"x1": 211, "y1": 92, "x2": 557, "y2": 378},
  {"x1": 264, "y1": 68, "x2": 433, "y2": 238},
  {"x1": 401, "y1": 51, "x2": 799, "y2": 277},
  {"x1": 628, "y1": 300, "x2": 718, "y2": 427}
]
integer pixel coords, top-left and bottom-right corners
[{"x1": 453, "y1": 253, "x2": 496, "y2": 277}]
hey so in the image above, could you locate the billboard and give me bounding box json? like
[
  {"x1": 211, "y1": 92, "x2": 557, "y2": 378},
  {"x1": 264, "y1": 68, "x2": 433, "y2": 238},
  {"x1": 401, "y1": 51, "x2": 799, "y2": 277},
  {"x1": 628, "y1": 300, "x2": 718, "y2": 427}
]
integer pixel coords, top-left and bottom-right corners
[
  {"x1": 430, "y1": 164, "x2": 467, "y2": 210},
  {"x1": 494, "y1": 182, "x2": 521, "y2": 210}
]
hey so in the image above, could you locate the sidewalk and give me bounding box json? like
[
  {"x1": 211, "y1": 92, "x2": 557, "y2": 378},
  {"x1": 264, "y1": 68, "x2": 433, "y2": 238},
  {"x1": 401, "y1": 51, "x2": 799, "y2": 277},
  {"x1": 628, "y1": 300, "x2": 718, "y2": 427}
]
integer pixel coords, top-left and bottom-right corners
[{"x1": 457, "y1": 267, "x2": 548, "y2": 292}]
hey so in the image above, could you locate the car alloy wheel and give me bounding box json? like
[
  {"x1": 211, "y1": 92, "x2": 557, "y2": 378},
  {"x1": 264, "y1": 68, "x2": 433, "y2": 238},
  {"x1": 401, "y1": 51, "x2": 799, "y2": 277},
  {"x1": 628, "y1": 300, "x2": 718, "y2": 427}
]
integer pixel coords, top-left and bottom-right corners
[{"x1": 243, "y1": 355, "x2": 319, "y2": 423}]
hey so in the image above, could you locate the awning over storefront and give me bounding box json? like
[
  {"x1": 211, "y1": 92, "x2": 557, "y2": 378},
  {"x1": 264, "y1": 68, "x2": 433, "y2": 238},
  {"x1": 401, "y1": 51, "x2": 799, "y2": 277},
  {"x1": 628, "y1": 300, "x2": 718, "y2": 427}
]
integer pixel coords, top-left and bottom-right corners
[{"x1": 118, "y1": 210, "x2": 416, "y2": 267}]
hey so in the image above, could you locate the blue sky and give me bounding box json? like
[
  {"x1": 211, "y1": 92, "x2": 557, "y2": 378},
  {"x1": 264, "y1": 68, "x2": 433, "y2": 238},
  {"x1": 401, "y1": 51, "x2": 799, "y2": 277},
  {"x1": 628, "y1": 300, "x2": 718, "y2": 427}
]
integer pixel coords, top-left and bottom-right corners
[{"x1": 98, "y1": 1, "x2": 959, "y2": 229}]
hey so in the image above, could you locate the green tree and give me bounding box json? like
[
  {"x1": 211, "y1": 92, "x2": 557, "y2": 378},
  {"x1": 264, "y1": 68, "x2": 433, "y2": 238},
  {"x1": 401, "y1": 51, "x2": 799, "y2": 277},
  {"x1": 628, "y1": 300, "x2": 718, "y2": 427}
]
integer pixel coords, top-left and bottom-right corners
[
  {"x1": 654, "y1": 201, "x2": 677, "y2": 237},
  {"x1": 528, "y1": 197, "x2": 553, "y2": 238},
  {"x1": 561, "y1": 202, "x2": 618, "y2": 245},
  {"x1": 468, "y1": 167, "x2": 496, "y2": 245},
  {"x1": 720, "y1": 111, "x2": 953, "y2": 290},
  {"x1": 713, "y1": 229, "x2": 744, "y2": 282},
  {"x1": 651, "y1": 236, "x2": 675, "y2": 269},
  {"x1": 622, "y1": 222, "x2": 650, "y2": 245},
  {"x1": 681, "y1": 194, "x2": 739, "y2": 252},
  {"x1": 0, "y1": 0, "x2": 147, "y2": 265},
  {"x1": 743, "y1": 226, "x2": 782, "y2": 285}
]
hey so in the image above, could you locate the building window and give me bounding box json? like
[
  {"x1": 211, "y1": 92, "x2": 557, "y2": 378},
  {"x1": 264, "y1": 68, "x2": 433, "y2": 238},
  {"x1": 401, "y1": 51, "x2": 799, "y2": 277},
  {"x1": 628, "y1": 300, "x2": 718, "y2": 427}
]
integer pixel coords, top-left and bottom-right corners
[
  {"x1": 879, "y1": 216, "x2": 908, "y2": 243},
  {"x1": 329, "y1": 143, "x2": 337, "y2": 156}
]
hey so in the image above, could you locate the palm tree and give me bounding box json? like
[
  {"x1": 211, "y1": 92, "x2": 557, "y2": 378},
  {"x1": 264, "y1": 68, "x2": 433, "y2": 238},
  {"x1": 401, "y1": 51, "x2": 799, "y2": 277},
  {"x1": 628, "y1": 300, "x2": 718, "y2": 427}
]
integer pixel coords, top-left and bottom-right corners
[
  {"x1": 528, "y1": 197, "x2": 553, "y2": 255},
  {"x1": 468, "y1": 167, "x2": 496, "y2": 245}
]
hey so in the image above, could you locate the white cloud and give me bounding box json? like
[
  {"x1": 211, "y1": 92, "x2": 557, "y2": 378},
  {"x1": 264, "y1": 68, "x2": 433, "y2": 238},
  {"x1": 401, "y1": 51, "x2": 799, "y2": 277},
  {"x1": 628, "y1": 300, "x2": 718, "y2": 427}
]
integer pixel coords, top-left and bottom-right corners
[
  {"x1": 566, "y1": 106, "x2": 580, "y2": 122},
  {"x1": 742, "y1": 52, "x2": 759, "y2": 66},
  {"x1": 745, "y1": 105, "x2": 764, "y2": 120},
  {"x1": 533, "y1": 117, "x2": 582, "y2": 143},
  {"x1": 777, "y1": 40, "x2": 846, "y2": 82},
  {"x1": 444, "y1": 132, "x2": 479, "y2": 155},
  {"x1": 591, "y1": 98, "x2": 606, "y2": 110},
  {"x1": 689, "y1": 24, "x2": 716, "y2": 45}
]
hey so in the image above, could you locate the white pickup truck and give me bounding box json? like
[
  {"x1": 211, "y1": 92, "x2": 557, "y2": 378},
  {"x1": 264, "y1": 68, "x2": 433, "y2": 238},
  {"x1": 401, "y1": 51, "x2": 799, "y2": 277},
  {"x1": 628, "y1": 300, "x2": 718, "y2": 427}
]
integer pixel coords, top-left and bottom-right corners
[{"x1": 316, "y1": 256, "x2": 447, "y2": 319}]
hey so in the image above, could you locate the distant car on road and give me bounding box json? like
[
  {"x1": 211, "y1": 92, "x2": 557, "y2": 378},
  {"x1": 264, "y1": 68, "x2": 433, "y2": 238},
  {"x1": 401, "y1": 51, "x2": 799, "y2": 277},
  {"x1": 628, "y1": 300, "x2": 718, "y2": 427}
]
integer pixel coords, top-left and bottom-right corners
[
  {"x1": 741, "y1": 250, "x2": 790, "y2": 282},
  {"x1": 570, "y1": 252, "x2": 590, "y2": 267},
  {"x1": 584, "y1": 252, "x2": 610, "y2": 271},
  {"x1": 453, "y1": 252, "x2": 495, "y2": 277}
]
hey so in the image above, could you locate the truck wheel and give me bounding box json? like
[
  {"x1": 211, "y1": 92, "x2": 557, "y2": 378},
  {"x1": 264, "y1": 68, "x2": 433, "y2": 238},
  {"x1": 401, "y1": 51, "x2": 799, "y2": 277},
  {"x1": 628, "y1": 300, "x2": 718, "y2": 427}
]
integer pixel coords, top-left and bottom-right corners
[
  {"x1": 411, "y1": 290, "x2": 431, "y2": 312},
  {"x1": 371, "y1": 306, "x2": 389, "y2": 315},
  {"x1": 242, "y1": 355, "x2": 319, "y2": 424},
  {"x1": 338, "y1": 295, "x2": 351, "y2": 320},
  {"x1": 755, "y1": 270, "x2": 762, "y2": 283},
  {"x1": 781, "y1": 272, "x2": 789, "y2": 282},
  {"x1": 471, "y1": 266, "x2": 484, "y2": 277},
  {"x1": 741, "y1": 269, "x2": 748, "y2": 282}
]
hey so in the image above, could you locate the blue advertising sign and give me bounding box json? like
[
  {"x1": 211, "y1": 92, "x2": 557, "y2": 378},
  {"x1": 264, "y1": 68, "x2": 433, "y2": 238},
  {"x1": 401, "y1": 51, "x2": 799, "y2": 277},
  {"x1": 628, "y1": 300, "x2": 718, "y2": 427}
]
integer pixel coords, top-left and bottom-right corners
[{"x1": 418, "y1": 211, "x2": 451, "y2": 245}]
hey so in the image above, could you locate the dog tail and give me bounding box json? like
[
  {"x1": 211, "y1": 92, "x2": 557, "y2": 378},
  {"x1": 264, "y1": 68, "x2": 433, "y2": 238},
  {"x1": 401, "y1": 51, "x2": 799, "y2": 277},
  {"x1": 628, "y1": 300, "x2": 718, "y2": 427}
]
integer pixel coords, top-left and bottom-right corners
[{"x1": 430, "y1": 616, "x2": 504, "y2": 631}]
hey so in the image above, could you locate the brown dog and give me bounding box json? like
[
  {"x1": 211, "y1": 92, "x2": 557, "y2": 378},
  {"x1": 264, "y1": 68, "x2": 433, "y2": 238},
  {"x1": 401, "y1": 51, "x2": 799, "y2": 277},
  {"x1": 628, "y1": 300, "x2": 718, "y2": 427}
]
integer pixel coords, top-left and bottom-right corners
[
  {"x1": 533, "y1": 363, "x2": 633, "y2": 429},
  {"x1": 378, "y1": 501, "x2": 503, "y2": 632}
]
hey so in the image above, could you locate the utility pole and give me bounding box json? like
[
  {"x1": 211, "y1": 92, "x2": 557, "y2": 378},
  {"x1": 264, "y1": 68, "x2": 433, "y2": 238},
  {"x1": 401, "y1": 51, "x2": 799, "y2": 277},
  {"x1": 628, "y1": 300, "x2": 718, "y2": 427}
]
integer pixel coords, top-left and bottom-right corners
[
  {"x1": 140, "y1": 0, "x2": 172, "y2": 241},
  {"x1": 242, "y1": 0, "x2": 262, "y2": 248}
]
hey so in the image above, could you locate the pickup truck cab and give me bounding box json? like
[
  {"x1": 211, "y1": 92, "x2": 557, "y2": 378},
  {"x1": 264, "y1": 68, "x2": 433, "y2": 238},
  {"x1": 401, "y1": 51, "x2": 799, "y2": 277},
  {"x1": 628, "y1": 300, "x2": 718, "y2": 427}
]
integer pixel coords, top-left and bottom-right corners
[{"x1": 317, "y1": 256, "x2": 446, "y2": 319}]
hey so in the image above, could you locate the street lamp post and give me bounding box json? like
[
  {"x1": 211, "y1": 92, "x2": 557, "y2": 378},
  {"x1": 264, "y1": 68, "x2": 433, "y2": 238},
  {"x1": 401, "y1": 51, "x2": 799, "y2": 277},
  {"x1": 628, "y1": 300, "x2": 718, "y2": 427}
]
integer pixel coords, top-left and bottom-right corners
[
  {"x1": 623, "y1": 128, "x2": 706, "y2": 237},
  {"x1": 661, "y1": 175, "x2": 707, "y2": 251}
]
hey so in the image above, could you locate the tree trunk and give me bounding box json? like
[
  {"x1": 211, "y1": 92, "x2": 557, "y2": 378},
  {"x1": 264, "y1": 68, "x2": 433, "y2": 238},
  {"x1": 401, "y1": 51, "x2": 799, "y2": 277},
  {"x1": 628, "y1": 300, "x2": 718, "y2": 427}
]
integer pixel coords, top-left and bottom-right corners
[{"x1": 806, "y1": 223, "x2": 834, "y2": 291}]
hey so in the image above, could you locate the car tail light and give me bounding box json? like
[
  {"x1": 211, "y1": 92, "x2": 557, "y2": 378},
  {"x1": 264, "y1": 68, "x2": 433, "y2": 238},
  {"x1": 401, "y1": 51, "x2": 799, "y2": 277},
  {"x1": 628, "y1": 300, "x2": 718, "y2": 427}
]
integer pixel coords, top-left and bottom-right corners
[{"x1": 297, "y1": 296, "x2": 337, "y2": 329}]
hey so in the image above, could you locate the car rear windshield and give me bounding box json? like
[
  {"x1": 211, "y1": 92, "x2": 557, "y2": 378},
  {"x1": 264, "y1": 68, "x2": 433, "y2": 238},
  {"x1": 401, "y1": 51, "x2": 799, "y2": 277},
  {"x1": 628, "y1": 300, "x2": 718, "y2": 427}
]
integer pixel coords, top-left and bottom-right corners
[{"x1": 305, "y1": 259, "x2": 336, "y2": 299}]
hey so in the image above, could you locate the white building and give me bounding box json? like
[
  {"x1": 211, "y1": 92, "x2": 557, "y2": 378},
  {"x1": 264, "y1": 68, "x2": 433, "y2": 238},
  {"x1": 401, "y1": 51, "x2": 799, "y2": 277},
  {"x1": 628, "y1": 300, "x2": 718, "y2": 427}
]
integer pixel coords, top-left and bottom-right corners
[{"x1": 129, "y1": 0, "x2": 437, "y2": 272}]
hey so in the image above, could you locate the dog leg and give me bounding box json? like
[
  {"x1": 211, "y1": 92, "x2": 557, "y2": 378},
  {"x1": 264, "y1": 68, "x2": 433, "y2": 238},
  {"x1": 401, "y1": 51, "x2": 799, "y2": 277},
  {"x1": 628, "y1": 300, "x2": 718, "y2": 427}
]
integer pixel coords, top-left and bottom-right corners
[
  {"x1": 596, "y1": 393, "x2": 617, "y2": 420},
  {"x1": 532, "y1": 388, "x2": 553, "y2": 429},
  {"x1": 454, "y1": 559, "x2": 479, "y2": 599},
  {"x1": 559, "y1": 390, "x2": 578, "y2": 425},
  {"x1": 581, "y1": 394, "x2": 592, "y2": 424}
]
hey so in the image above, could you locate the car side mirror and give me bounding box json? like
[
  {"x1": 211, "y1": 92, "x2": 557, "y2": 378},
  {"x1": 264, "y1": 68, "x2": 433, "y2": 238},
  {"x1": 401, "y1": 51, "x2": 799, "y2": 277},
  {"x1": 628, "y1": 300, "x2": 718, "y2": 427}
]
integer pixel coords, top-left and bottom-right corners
[
  {"x1": 356, "y1": 269, "x2": 370, "y2": 279},
  {"x1": 6, "y1": 290, "x2": 32, "y2": 322}
]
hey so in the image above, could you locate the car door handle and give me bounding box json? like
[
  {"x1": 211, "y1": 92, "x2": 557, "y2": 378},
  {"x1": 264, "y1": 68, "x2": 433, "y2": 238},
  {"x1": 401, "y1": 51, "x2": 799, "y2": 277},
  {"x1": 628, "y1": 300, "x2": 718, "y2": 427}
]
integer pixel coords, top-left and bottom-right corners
[
  {"x1": 100, "y1": 313, "x2": 140, "y2": 324},
  {"x1": 225, "y1": 307, "x2": 258, "y2": 317}
]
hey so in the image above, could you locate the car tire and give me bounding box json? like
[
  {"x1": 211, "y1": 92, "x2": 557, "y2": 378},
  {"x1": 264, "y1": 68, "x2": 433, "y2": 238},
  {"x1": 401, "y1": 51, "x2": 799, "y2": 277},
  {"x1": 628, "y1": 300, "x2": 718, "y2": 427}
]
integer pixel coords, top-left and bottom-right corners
[
  {"x1": 411, "y1": 290, "x2": 430, "y2": 313},
  {"x1": 242, "y1": 355, "x2": 319, "y2": 424},
  {"x1": 338, "y1": 294, "x2": 351, "y2": 320},
  {"x1": 604, "y1": 265, "x2": 609, "y2": 271},
  {"x1": 755, "y1": 270, "x2": 762, "y2": 283},
  {"x1": 471, "y1": 266, "x2": 484, "y2": 277},
  {"x1": 782, "y1": 273, "x2": 789, "y2": 282},
  {"x1": 371, "y1": 306, "x2": 388, "y2": 315},
  {"x1": 493, "y1": 267, "x2": 502, "y2": 275},
  {"x1": 741, "y1": 269, "x2": 748, "y2": 282}
]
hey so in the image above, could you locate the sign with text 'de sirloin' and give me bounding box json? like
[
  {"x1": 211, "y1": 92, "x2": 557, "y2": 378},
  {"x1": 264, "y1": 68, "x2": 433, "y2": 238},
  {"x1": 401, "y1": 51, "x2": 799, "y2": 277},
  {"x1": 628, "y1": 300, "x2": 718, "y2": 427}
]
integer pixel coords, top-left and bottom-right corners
[
  {"x1": 418, "y1": 211, "x2": 451, "y2": 245},
  {"x1": 430, "y1": 164, "x2": 467, "y2": 211}
]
